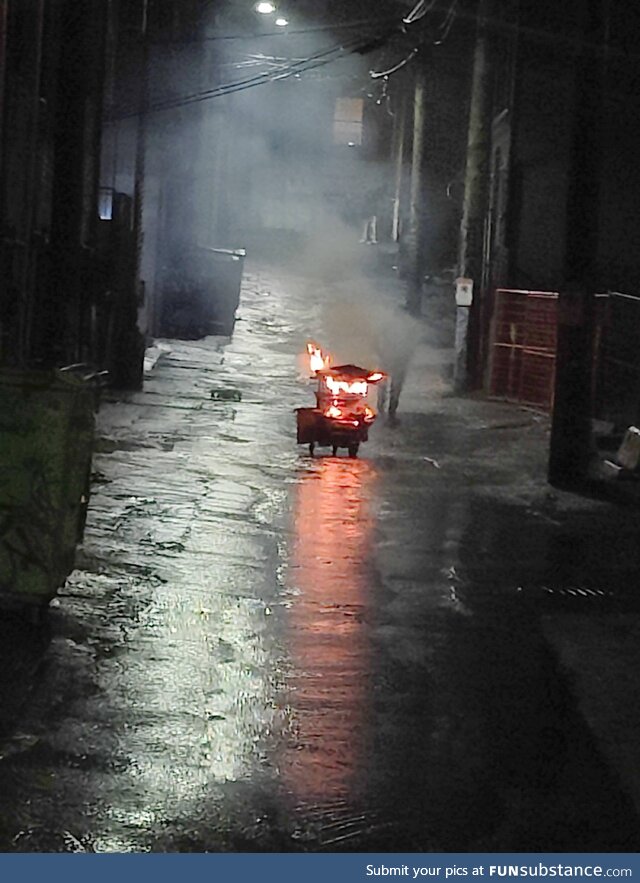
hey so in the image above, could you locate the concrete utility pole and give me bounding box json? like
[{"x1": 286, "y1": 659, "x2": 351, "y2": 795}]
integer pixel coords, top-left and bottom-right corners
[
  {"x1": 548, "y1": 0, "x2": 605, "y2": 488},
  {"x1": 404, "y1": 55, "x2": 428, "y2": 316},
  {"x1": 391, "y1": 91, "x2": 407, "y2": 243},
  {"x1": 454, "y1": 0, "x2": 495, "y2": 391},
  {"x1": 133, "y1": 0, "x2": 149, "y2": 287}
]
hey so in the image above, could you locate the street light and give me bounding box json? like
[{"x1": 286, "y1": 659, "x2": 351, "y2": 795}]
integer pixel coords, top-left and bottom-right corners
[
  {"x1": 255, "y1": 1, "x2": 276, "y2": 12},
  {"x1": 275, "y1": 16, "x2": 288, "y2": 26}
]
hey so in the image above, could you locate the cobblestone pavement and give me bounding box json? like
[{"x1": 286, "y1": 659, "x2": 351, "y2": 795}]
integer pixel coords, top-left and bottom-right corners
[{"x1": 1, "y1": 264, "x2": 639, "y2": 852}]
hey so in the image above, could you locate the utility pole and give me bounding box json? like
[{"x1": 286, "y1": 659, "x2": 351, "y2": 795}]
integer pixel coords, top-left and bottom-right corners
[
  {"x1": 454, "y1": 0, "x2": 495, "y2": 391},
  {"x1": 404, "y1": 55, "x2": 428, "y2": 316},
  {"x1": 391, "y1": 90, "x2": 407, "y2": 243},
  {"x1": 548, "y1": 0, "x2": 605, "y2": 488},
  {"x1": 133, "y1": 0, "x2": 148, "y2": 295}
]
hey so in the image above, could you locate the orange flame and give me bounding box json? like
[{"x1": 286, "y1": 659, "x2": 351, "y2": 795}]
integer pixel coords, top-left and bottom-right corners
[
  {"x1": 306, "y1": 341, "x2": 330, "y2": 374},
  {"x1": 322, "y1": 402, "x2": 376, "y2": 424},
  {"x1": 325, "y1": 376, "x2": 368, "y2": 397}
]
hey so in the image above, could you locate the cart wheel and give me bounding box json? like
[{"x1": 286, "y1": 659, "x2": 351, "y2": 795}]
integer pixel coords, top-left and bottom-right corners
[
  {"x1": 348, "y1": 443, "x2": 359, "y2": 458},
  {"x1": 309, "y1": 442, "x2": 315, "y2": 456},
  {"x1": 332, "y1": 445, "x2": 338, "y2": 456}
]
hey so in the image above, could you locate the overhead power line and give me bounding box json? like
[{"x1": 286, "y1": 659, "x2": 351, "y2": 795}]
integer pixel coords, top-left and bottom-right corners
[
  {"x1": 369, "y1": 0, "x2": 460, "y2": 81},
  {"x1": 110, "y1": 30, "x2": 385, "y2": 119},
  {"x1": 370, "y1": 47, "x2": 418, "y2": 79},
  {"x1": 403, "y1": 0, "x2": 439, "y2": 25},
  {"x1": 150, "y1": 16, "x2": 399, "y2": 44},
  {"x1": 110, "y1": 0, "x2": 473, "y2": 121},
  {"x1": 434, "y1": 0, "x2": 459, "y2": 45}
]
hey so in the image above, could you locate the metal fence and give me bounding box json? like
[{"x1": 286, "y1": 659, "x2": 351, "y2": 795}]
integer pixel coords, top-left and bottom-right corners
[
  {"x1": 487, "y1": 288, "x2": 640, "y2": 424},
  {"x1": 488, "y1": 288, "x2": 559, "y2": 411}
]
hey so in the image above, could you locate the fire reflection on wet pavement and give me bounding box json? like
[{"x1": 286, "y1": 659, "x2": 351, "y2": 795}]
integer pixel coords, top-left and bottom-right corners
[
  {"x1": 282, "y1": 460, "x2": 375, "y2": 831},
  {"x1": 1, "y1": 269, "x2": 639, "y2": 853}
]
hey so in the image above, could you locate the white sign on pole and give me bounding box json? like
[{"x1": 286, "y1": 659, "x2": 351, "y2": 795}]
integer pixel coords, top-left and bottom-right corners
[{"x1": 455, "y1": 277, "x2": 474, "y2": 307}]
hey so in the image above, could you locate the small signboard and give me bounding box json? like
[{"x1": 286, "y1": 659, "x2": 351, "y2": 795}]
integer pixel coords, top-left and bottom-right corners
[{"x1": 455, "y1": 277, "x2": 473, "y2": 307}]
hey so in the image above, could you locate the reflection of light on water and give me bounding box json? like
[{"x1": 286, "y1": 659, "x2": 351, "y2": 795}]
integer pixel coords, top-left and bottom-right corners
[
  {"x1": 96, "y1": 552, "x2": 275, "y2": 849},
  {"x1": 125, "y1": 590, "x2": 271, "y2": 778},
  {"x1": 283, "y1": 458, "x2": 376, "y2": 800}
]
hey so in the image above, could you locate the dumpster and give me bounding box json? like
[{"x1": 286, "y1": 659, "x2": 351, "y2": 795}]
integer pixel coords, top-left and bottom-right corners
[
  {"x1": 0, "y1": 367, "x2": 97, "y2": 615},
  {"x1": 158, "y1": 247, "x2": 245, "y2": 339}
]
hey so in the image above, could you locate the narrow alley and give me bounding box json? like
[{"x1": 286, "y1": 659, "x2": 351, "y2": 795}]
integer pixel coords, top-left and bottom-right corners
[{"x1": 1, "y1": 265, "x2": 639, "y2": 853}]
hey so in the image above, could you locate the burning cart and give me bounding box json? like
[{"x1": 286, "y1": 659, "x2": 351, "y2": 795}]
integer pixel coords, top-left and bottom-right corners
[{"x1": 296, "y1": 343, "x2": 385, "y2": 458}]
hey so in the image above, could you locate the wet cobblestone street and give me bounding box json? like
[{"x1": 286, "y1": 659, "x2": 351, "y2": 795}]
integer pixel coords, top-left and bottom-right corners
[{"x1": 1, "y1": 266, "x2": 639, "y2": 853}]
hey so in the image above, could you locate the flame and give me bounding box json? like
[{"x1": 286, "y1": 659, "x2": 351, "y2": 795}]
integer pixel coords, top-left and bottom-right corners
[
  {"x1": 325, "y1": 376, "x2": 368, "y2": 397},
  {"x1": 323, "y1": 403, "x2": 375, "y2": 425},
  {"x1": 306, "y1": 341, "x2": 330, "y2": 374},
  {"x1": 367, "y1": 372, "x2": 385, "y2": 383}
]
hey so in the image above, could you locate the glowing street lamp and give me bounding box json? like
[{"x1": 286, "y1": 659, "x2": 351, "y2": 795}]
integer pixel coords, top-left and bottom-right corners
[
  {"x1": 255, "y1": 1, "x2": 275, "y2": 12},
  {"x1": 275, "y1": 16, "x2": 288, "y2": 26}
]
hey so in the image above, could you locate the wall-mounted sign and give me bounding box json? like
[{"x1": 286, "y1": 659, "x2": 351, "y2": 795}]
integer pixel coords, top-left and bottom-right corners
[{"x1": 455, "y1": 277, "x2": 473, "y2": 307}]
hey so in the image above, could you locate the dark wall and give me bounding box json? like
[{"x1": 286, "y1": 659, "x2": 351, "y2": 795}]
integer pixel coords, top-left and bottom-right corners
[
  {"x1": 507, "y1": 1, "x2": 579, "y2": 290},
  {"x1": 0, "y1": 0, "x2": 148, "y2": 385},
  {"x1": 597, "y1": 2, "x2": 640, "y2": 290},
  {"x1": 504, "y1": 0, "x2": 640, "y2": 293}
]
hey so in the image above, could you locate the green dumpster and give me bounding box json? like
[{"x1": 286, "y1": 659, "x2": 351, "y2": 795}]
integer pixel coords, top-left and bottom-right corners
[{"x1": 0, "y1": 368, "x2": 96, "y2": 613}]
